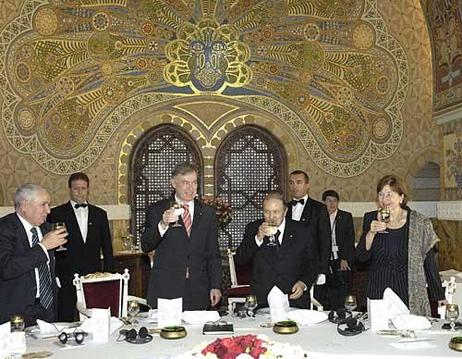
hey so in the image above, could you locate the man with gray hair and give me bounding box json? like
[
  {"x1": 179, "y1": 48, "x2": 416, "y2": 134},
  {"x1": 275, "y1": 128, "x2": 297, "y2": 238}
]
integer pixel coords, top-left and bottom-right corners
[
  {"x1": 142, "y1": 163, "x2": 222, "y2": 310},
  {"x1": 0, "y1": 184, "x2": 67, "y2": 325}
]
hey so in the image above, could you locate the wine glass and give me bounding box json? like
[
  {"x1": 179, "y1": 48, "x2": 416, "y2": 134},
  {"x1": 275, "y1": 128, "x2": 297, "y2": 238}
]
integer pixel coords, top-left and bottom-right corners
[
  {"x1": 170, "y1": 201, "x2": 184, "y2": 228},
  {"x1": 266, "y1": 222, "x2": 278, "y2": 247},
  {"x1": 127, "y1": 300, "x2": 140, "y2": 324},
  {"x1": 344, "y1": 294, "x2": 357, "y2": 313},
  {"x1": 446, "y1": 304, "x2": 459, "y2": 331},
  {"x1": 244, "y1": 295, "x2": 258, "y2": 318},
  {"x1": 10, "y1": 315, "x2": 25, "y2": 332},
  {"x1": 52, "y1": 222, "x2": 67, "y2": 251},
  {"x1": 377, "y1": 208, "x2": 390, "y2": 234}
]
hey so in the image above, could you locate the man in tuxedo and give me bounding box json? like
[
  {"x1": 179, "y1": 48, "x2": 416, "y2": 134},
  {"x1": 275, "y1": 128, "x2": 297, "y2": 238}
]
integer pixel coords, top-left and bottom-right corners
[
  {"x1": 0, "y1": 184, "x2": 67, "y2": 325},
  {"x1": 235, "y1": 191, "x2": 319, "y2": 308},
  {"x1": 322, "y1": 189, "x2": 355, "y2": 310},
  {"x1": 141, "y1": 163, "x2": 222, "y2": 310},
  {"x1": 48, "y1": 172, "x2": 114, "y2": 321},
  {"x1": 286, "y1": 170, "x2": 331, "y2": 306}
]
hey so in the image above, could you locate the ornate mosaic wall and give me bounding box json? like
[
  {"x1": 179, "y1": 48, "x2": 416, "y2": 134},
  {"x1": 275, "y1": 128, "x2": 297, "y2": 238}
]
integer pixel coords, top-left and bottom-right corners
[
  {"x1": 0, "y1": 0, "x2": 437, "y2": 206},
  {"x1": 0, "y1": 0, "x2": 408, "y2": 179},
  {"x1": 421, "y1": 1, "x2": 462, "y2": 113}
]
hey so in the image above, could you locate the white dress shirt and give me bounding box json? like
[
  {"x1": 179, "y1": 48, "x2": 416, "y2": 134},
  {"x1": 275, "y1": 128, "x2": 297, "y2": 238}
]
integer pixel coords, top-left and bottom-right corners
[
  {"x1": 71, "y1": 200, "x2": 88, "y2": 243},
  {"x1": 329, "y1": 210, "x2": 338, "y2": 260},
  {"x1": 17, "y1": 213, "x2": 49, "y2": 298},
  {"x1": 291, "y1": 194, "x2": 309, "y2": 221}
]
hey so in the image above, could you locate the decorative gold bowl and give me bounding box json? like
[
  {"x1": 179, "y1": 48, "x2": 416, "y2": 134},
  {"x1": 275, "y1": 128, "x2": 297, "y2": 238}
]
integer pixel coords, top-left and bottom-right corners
[
  {"x1": 449, "y1": 336, "x2": 462, "y2": 351},
  {"x1": 160, "y1": 326, "x2": 187, "y2": 339},
  {"x1": 273, "y1": 320, "x2": 299, "y2": 334}
]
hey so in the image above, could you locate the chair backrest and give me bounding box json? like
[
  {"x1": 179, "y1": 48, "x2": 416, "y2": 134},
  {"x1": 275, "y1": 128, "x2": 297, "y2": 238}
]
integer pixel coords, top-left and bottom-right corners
[
  {"x1": 227, "y1": 248, "x2": 251, "y2": 287},
  {"x1": 73, "y1": 269, "x2": 130, "y2": 319}
]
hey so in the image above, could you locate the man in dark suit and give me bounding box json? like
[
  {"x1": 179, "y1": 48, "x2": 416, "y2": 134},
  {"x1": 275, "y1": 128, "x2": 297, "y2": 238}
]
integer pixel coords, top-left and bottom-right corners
[
  {"x1": 0, "y1": 183, "x2": 67, "y2": 326},
  {"x1": 235, "y1": 191, "x2": 319, "y2": 308},
  {"x1": 47, "y1": 172, "x2": 114, "y2": 322},
  {"x1": 286, "y1": 170, "x2": 331, "y2": 306},
  {"x1": 322, "y1": 189, "x2": 355, "y2": 310},
  {"x1": 141, "y1": 163, "x2": 222, "y2": 310}
]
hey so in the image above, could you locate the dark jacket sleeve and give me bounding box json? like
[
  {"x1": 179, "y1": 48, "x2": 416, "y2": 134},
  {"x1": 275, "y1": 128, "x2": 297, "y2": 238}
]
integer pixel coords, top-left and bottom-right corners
[
  {"x1": 141, "y1": 201, "x2": 167, "y2": 252},
  {"x1": 235, "y1": 220, "x2": 262, "y2": 266},
  {"x1": 100, "y1": 210, "x2": 114, "y2": 272},
  {"x1": 356, "y1": 211, "x2": 376, "y2": 263},
  {"x1": 424, "y1": 248, "x2": 445, "y2": 301},
  {"x1": 318, "y1": 204, "x2": 332, "y2": 274},
  {"x1": 201, "y1": 205, "x2": 221, "y2": 290},
  {"x1": 340, "y1": 211, "x2": 355, "y2": 264}
]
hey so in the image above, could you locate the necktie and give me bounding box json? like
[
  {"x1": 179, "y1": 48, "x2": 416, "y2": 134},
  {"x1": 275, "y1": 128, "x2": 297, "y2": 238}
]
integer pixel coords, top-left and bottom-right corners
[
  {"x1": 291, "y1": 198, "x2": 305, "y2": 206},
  {"x1": 31, "y1": 228, "x2": 53, "y2": 309},
  {"x1": 182, "y1": 204, "x2": 192, "y2": 236},
  {"x1": 74, "y1": 203, "x2": 87, "y2": 208},
  {"x1": 275, "y1": 230, "x2": 281, "y2": 246}
]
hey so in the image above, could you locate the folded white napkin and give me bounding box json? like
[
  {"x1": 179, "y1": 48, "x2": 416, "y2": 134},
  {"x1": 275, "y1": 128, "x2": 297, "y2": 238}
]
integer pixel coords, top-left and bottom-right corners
[
  {"x1": 268, "y1": 286, "x2": 290, "y2": 322},
  {"x1": 391, "y1": 314, "x2": 432, "y2": 330},
  {"x1": 36, "y1": 320, "x2": 66, "y2": 334},
  {"x1": 287, "y1": 309, "x2": 328, "y2": 326},
  {"x1": 182, "y1": 311, "x2": 220, "y2": 325}
]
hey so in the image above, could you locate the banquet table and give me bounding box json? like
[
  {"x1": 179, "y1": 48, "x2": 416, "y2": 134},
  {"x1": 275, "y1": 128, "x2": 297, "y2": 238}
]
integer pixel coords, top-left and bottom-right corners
[{"x1": 24, "y1": 313, "x2": 461, "y2": 359}]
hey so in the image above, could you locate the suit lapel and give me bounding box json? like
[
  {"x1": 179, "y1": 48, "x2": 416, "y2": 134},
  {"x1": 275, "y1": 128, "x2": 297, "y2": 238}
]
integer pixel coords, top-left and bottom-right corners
[
  {"x1": 279, "y1": 222, "x2": 294, "y2": 251},
  {"x1": 65, "y1": 202, "x2": 84, "y2": 244},
  {"x1": 300, "y1": 199, "x2": 313, "y2": 224},
  {"x1": 13, "y1": 214, "x2": 31, "y2": 251},
  {"x1": 190, "y1": 199, "x2": 203, "y2": 238}
]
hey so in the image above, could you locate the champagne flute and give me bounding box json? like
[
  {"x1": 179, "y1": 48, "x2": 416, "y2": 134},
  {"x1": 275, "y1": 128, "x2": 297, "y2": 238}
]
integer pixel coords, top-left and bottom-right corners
[
  {"x1": 377, "y1": 208, "x2": 390, "y2": 234},
  {"x1": 446, "y1": 304, "x2": 459, "y2": 331},
  {"x1": 344, "y1": 294, "x2": 357, "y2": 313},
  {"x1": 244, "y1": 295, "x2": 258, "y2": 318},
  {"x1": 266, "y1": 222, "x2": 278, "y2": 247},
  {"x1": 53, "y1": 222, "x2": 67, "y2": 251},
  {"x1": 127, "y1": 300, "x2": 140, "y2": 324},
  {"x1": 170, "y1": 201, "x2": 184, "y2": 228}
]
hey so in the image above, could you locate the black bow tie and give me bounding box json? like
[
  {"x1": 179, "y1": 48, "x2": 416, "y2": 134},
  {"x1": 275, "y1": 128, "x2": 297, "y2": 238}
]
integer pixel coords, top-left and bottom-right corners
[
  {"x1": 291, "y1": 199, "x2": 305, "y2": 206},
  {"x1": 74, "y1": 203, "x2": 87, "y2": 209}
]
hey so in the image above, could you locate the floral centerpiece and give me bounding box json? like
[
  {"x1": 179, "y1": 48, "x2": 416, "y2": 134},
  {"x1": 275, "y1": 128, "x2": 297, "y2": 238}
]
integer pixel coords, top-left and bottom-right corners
[
  {"x1": 202, "y1": 196, "x2": 232, "y2": 229},
  {"x1": 177, "y1": 334, "x2": 308, "y2": 359}
]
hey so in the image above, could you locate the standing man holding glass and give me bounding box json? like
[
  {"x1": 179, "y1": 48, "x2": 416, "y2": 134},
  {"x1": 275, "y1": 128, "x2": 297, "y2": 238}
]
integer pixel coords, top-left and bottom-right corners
[
  {"x1": 0, "y1": 183, "x2": 67, "y2": 326},
  {"x1": 48, "y1": 172, "x2": 114, "y2": 322},
  {"x1": 141, "y1": 163, "x2": 222, "y2": 310},
  {"x1": 236, "y1": 191, "x2": 319, "y2": 308}
]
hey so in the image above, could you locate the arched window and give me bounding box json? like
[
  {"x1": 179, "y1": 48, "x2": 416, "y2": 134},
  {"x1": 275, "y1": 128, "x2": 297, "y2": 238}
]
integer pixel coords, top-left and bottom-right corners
[
  {"x1": 130, "y1": 124, "x2": 203, "y2": 241},
  {"x1": 215, "y1": 125, "x2": 287, "y2": 250}
]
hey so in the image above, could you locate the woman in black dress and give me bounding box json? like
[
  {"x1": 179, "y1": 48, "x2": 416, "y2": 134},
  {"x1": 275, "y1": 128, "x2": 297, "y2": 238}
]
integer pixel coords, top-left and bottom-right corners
[{"x1": 356, "y1": 175, "x2": 446, "y2": 315}]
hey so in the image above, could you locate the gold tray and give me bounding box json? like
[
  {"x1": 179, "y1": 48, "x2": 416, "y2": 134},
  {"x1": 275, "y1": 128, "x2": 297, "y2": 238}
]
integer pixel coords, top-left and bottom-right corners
[
  {"x1": 449, "y1": 336, "x2": 462, "y2": 351},
  {"x1": 160, "y1": 326, "x2": 187, "y2": 339},
  {"x1": 273, "y1": 320, "x2": 299, "y2": 334}
]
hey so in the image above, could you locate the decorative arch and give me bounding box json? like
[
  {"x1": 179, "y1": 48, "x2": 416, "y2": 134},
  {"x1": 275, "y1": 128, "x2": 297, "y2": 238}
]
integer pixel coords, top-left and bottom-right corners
[
  {"x1": 215, "y1": 124, "x2": 287, "y2": 249},
  {"x1": 129, "y1": 124, "x2": 203, "y2": 240}
]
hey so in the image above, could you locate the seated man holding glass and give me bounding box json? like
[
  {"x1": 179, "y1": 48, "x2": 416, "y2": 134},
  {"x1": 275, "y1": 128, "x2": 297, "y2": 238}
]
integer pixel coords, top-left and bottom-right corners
[{"x1": 235, "y1": 191, "x2": 319, "y2": 309}]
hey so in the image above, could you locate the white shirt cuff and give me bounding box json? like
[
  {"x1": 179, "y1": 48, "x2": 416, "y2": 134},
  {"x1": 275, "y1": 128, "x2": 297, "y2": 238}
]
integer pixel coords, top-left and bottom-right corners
[
  {"x1": 255, "y1": 235, "x2": 264, "y2": 247},
  {"x1": 158, "y1": 222, "x2": 168, "y2": 237},
  {"x1": 38, "y1": 243, "x2": 49, "y2": 262}
]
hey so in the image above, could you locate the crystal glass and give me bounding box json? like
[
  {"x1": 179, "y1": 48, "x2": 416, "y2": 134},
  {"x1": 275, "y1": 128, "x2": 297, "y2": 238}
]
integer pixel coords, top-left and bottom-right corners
[
  {"x1": 170, "y1": 201, "x2": 184, "y2": 228},
  {"x1": 266, "y1": 222, "x2": 278, "y2": 247},
  {"x1": 446, "y1": 304, "x2": 459, "y2": 331},
  {"x1": 10, "y1": 315, "x2": 25, "y2": 332},
  {"x1": 244, "y1": 295, "x2": 258, "y2": 317},
  {"x1": 377, "y1": 208, "x2": 390, "y2": 233},
  {"x1": 127, "y1": 300, "x2": 140, "y2": 324},
  {"x1": 52, "y1": 222, "x2": 67, "y2": 251},
  {"x1": 344, "y1": 294, "x2": 357, "y2": 313}
]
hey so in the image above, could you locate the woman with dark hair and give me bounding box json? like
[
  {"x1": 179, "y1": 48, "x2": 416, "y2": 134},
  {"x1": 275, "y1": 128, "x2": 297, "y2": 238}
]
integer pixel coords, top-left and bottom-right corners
[{"x1": 356, "y1": 175, "x2": 446, "y2": 315}]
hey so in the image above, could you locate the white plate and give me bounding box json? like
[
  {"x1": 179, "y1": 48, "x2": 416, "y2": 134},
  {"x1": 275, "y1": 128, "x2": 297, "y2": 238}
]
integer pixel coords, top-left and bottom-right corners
[
  {"x1": 287, "y1": 309, "x2": 328, "y2": 326},
  {"x1": 26, "y1": 322, "x2": 80, "y2": 339},
  {"x1": 256, "y1": 307, "x2": 298, "y2": 315}
]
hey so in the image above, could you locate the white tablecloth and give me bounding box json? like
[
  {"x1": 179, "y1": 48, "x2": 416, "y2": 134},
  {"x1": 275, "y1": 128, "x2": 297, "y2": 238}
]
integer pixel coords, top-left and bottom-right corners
[{"x1": 25, "y1": 314, "x2": 460, "y2": 359}]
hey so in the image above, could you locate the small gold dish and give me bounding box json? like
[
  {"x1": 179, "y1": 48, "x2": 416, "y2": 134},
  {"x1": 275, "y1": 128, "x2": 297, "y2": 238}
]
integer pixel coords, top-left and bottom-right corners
[
  {"x1": 273, "y1": 320, "x2": 298, "y2": 334},
  {"x1": 160, "y1": 326, "x2": 187, "y2": 339},
  {"x1": 449, "y1": 336, "x2": 462, "y2": 351}
]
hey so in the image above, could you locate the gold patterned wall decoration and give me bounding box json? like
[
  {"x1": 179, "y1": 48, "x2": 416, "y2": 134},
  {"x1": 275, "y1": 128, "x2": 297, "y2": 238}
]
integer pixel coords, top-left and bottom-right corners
[
  {"x1": 0, "y1": 0, "x2": 408, "y2": 177},
  {"x1": 421, "y1": 1, "x2": 462, "y2": 112},
  {"x1": 443, "y1": 123, "x2": 462, "y2": 198}
]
